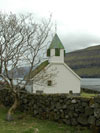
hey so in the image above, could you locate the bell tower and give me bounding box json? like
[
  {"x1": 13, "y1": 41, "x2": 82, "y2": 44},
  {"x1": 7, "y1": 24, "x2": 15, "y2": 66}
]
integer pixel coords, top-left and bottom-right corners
[{"x1": 47, "y1": 34, "x2": 65, "y2": 63}]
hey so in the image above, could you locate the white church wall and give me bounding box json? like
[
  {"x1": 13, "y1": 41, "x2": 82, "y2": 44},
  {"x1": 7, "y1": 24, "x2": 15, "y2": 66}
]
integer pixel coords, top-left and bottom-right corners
[
  {"x1": 33, "y1": 63, "x2": 80, "y2": 94},
  {"x1": 49, "y1": 49, "x2": 64, "y2": 63}
]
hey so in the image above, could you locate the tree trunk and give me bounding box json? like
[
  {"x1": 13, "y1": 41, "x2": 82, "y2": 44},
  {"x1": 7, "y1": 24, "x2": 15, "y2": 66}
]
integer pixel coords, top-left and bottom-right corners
[{"x1": 6, "y1": 93, "x2": 19, "y2": 121}]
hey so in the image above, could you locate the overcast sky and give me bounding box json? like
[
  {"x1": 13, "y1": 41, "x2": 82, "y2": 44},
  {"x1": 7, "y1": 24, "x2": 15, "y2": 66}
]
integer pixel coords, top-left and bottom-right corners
[{"x1": 1, "y1": 0, "x2": 100, "y2": 52}]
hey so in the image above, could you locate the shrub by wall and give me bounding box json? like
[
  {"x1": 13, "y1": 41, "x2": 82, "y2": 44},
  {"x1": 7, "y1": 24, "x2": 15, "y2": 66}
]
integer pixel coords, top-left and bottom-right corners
[{"x1": 0, "y1": 89, "x2": 100, "y2": 127}]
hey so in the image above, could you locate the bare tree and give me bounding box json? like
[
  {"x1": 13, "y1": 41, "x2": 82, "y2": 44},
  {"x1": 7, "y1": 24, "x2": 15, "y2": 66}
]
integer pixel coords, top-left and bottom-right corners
[{"x1": 0, "y1": 12, "x2": 53, "y2": 121}]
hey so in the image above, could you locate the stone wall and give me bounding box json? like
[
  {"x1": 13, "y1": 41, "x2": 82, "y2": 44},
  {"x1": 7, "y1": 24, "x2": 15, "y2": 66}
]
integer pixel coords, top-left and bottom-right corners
[{"x1": 0, "y1": 89, "x2": 100, "y2": 126}]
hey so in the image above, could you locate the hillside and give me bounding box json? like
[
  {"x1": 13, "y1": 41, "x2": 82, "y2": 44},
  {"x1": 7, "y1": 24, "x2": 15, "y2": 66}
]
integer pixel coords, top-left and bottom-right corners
[
  {"x1": 8, "y1": 67, "x2": 30, "y2": 78},
  {"x1": 65, "y1": 45, "x2": 100, "y2": 78},
  {"x1": 8, "y1": 45, "x2": 100, "y2": 79}
]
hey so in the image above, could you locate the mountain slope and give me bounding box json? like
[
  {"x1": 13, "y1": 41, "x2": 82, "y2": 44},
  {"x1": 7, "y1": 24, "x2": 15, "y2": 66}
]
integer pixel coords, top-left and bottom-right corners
[
  {"x1": 8, "y1": 67, "x2": 30, "y2": 78},
  {"x1": 8, "y1": 45, "x2": 100, "y2": 79},
  {"x1": 65, "y1": 45, "x2": 100, "y2": 78}
]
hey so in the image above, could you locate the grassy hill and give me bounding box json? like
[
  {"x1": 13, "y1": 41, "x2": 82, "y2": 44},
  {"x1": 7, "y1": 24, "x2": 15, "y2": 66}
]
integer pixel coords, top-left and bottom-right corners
[{"x1": 65, "y1": 45, "x2": 100, "y2": 78}]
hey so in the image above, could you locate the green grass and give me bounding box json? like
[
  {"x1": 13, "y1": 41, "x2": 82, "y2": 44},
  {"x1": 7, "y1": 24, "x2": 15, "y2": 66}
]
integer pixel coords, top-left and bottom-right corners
[
  {"x1": 0, "y1": 105, "x2": 91, "y2": 133},
  {"x1": 80, "y1": 92, "x2": 97, "y2": 98}
]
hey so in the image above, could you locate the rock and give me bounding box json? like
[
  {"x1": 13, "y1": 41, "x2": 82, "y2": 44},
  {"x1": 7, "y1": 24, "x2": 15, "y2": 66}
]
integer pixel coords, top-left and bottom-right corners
[
  {"x1": 94, "y1": 97, "x2": 100, "y2": 103},
  {"x1": 94, "y1": 109, "x2": 100, "y2": 118},
  {"x1": 68, "y1": 105, "x2": 74, "y2": 111},
  {"x1": 34, "y1": 110, "x2": 38, "y2": 115},
  {"x1": 82, "y1": 102, "x2": 88, "y2": 107},
  {"x1": 71, "y1": 118, "x2": 78, "y2": 126},
  {"x1": 81, "y1": 98, "x2": 89, "y2": 102},
  {"x1": 66, "y1": 100, "x2": 71, "y2": 105},
  {"x1": 56, "y1": 103, "x2": 61, "y2": 109},
  {"x1": 85, "y1": 107, "x2": 94, "y2": 116},
  {"x1": 2, "y1": 89, "x2": 100, "y2": 127},
  {"x1": 88, "y1": 116, "x2": 95, "y2": 124},
  {"x1": 60, "y1": 113, "x2": 65, "y2": 118},
  {"x1": 59, "y1": 109, "x2": 63, "y2": 112},
  {"x1": 62, "y1": 105, "x2": 67, "y2": 109},
  {"x1": 71, "y1": 99, "x2": 77, "y2": 104},
  {"x1": 73, "y1": 113, "x2": 78, "y2": 117},
  {"x1": 75, "y1": 106, "x2": 84, "y2": 113},
  {"x1": 78, "y1": 114, "x2": 88, "y2": 125},
  {"x1": 96, "y1": 119, "x2": 100, "y2": 126},
  {"x1": 94, "y1": 103, "x2": 100, "y2": 108},
  {"x1": 59, "y1": 99, "x2": 63, "y2": 103},
  {"x1": 63, "y1": 119, "x2": 71, "y2": 125},
  {"x1": 68, "y1": 112, "x2": 74, "y2": 118},
  {"x1": 50, "y1": 105, "x2": 55, "y2": 110},
  {"x1": 54, "y1": 109, "x2": 57, "y2": 112},
  {"x1": 65, "y1": 115, "x2": 69, "y2": 119},
  {"x1": 33, "y1": 104, "x2": 37, "y2": 108},
  {"x1": 90, "y1": 104, "x2": 95, "y2": 108}
]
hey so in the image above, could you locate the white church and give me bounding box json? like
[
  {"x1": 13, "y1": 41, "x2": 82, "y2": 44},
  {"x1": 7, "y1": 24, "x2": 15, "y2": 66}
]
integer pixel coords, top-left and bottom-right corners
[{"x1": 27, "y1": 34, "x2": 81, "y2": 94}]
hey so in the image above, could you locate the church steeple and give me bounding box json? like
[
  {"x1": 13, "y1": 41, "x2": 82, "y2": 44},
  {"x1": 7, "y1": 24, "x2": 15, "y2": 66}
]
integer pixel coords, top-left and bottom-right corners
[
  {"x1": 49, "y1": 34, "x2": 64, "y2": 49},
  {"x1": 47, "y1": 34, "x2": 65, "y2": 63}
]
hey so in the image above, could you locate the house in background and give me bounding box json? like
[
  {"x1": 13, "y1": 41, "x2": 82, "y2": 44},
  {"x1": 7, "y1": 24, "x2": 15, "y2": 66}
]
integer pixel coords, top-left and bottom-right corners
[{"x1": 26, "y1": 34, "x2": 81, "y2": 94}]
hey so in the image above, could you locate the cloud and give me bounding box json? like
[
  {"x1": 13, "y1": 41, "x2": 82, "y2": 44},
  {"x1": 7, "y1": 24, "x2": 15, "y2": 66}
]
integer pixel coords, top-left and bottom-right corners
[
  {"x1": 1, "y1": 0, "x2": 100, "y2": 52},
  {"x1": 61, "y1": 33, "x2": 100, "y2": 52}
]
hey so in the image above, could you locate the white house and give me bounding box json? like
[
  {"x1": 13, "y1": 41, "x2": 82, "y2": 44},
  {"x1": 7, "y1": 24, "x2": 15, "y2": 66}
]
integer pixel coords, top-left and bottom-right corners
[{"x1": 27, "y1": 34, "x2": 81, "y2": 94}]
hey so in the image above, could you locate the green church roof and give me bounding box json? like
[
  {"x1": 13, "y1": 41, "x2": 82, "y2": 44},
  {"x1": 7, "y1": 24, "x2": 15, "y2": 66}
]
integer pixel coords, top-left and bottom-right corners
[
  {"x1": 24, "y1": 60, "x2": 49, "y2": 80},
  {"x1": 49, "y1": 34, "x2": 64, "y2": 49}
]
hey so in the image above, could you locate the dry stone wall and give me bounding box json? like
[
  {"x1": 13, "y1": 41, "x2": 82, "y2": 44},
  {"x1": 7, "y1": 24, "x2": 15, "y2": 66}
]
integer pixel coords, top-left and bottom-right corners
[{"x1": 0, "y1": 89, "x2": 100, "y2": 126}]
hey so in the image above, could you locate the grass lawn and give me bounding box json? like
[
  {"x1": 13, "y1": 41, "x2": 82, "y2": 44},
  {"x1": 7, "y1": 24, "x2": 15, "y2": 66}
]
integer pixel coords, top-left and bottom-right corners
[
  {"x1": 0, "y1": 105, "x2": 91, "y2": 133},
  {"x1": 80, "y1": 92, "x2": 97, "y2": 98}
]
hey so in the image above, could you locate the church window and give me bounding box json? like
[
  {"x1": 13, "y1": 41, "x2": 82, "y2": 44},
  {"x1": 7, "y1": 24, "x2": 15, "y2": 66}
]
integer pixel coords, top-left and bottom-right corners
[
  {"x1": 69, "y1": 90, "x2": 73, "y2": 94},
  {"x1": 48, "y1": 80, "x2": 52, "y2": 86},
  {"x1": 55, "y1": 48, "x2": 60, "y2": 56},
  {"x1": 47, "y1": 49, "x2": 50, "y2": 56}
]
